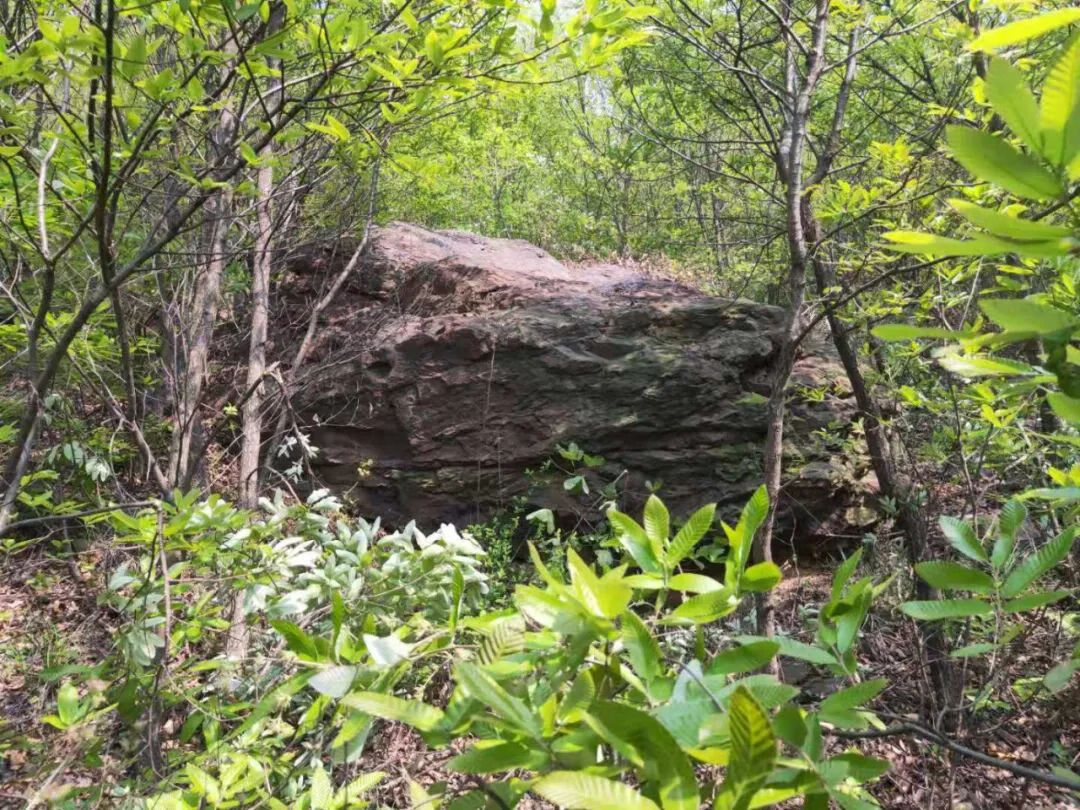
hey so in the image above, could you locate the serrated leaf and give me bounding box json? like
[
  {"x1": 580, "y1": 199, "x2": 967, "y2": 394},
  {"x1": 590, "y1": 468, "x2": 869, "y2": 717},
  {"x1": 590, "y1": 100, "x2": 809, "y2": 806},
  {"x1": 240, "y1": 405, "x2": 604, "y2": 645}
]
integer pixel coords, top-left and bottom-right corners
[
  {"x1": 985, "y1": 59, "x2": 1043, "y2": 153},
  {"x1": 342, "y1": 692, "x2": 444, "y2": 731},
  {"x1": 533, "y1": 771, "x2": 660, "y2": 810},
  {"x1": 622, "y1": 610, "x2": 663, "y2": 684},
  {"x1": 1041, "y1": 33, "x2": 1080, "y2": 166},
  {"x1": 310, "y1": 765, "x2": 332, "y2": 810},
  {"x1": 449, "y1": 741, "x2": 545, "y2": 774},
  {"x1": 708, "y1": 641, "x2": 780, "y2": 676},
  {"x1": 939, "y1": 515, "x2": 988, "y2": 562},
  {"x1": 666, "y1": 503, "x2": 715, "y2": 567},
  {"x1": 899, "y1": 599, "x2": 992, "y2": 620},
  {"x1": 1003, "y1": 589, "x2": 1071, "y2": 612},
  {"x1": 724, "y1": 686, "x2": 776, "y2": 805},
  {"x1": 914, "y1": 561, "x2": 995, "y2": 594},
  {"x1": 610, "y1": 508, "x2": 662, "y2": 575},
  {"x1": 479, "y1": 619, "x2": 525, "y2": 666},
  {"x1": 1001, "y1": 527, "x2": 1077, "y2": 598},
  {"x1": 455, "y1": 661, "x2": 540, "y2": 737},
  {"x1": 980, "y1": 299, "x2": 1077, "y2": 334},
  {"x1": 946, "y1": 125, "x2": 1063, "y2": 200},
  {"x1": 992, "y1": 500, "x2": 1027, "y2": 568},
  {"x1": 643, "y1": 495, "x2": 670, "y2": 559},
  {"x1": 820, "y1": 679, "x2": 886, "y2": 713},
  {"x1": 970, "y1": 8, "x2": 1080, "y2": 51},
  {"x1": 589, "y1": 702, "x2": 699, "y2": 810},
  {"x1": 950, "y1": 200, "x2": 1070, "y2": 241}
]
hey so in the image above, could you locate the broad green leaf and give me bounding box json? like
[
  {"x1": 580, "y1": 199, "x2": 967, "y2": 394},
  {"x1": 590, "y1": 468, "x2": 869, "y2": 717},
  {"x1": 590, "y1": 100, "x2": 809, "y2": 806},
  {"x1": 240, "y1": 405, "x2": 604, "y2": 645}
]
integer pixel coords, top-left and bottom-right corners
[
  {"x1": 1045, "y1": 660, "x2": 1079, "y2": 693},
  {"x1": 363, "y1": 633, "x2": 413, "y2": 668},
  {"x1": 589, "y1": 702, "x2": 700, "y2": 810},
  {"x1": 533, "y1": 771, "x2": 660, "y2": 810},
  {"x1": 271, "y1": 620, "x2": 319, "y2": 660},
  {"x1": 984, "y1": 59, "x2": 1042, "y2": 153},
  {"x1": 970, "y1": 9, "x2": 1080, "y2": 51},
  {"x1": 342, "y1": 692, "x2": 444, "y2": 732},
  {"x1": 938, "y1": 354, "x2": 1038, "y2": 378},
  {"x1": 939, "y1": 515, "x2": 988, "y2": 562},
  {"x1": 668, "y1": 572, "x2": 724, "y2": 593},
  {"x1": 644, "y1": 494, "x2": 671, "y2": 558},
  {"x1": 310, "y1": 765, "x2": 332, "y2": 810},
  {"x1": 737, "y1": 635, "x2": 839, "y2": 667},
  {"x1": 454, "y1": 661, "x2": 540, "y2": 737},
  {"x1": 449, "y1": 741, "x2": 545, "y2": 774},
  {"x1": 185, "y1": 763, "x2": 220, "y2": 803},
  {"x1": 666, "y1": 503, "x2": 715, "y2": 567},
  {"x1": 622, "y1": 610, "x2": 663, "y2": 683},
  {"x1": 946, "y1": 125, "x2": 1063, "y2": 200},
  {"x1": 309, "y1": 665, "x2": 357, "y2": 699},
  {"x1": 871, "y1": 324, "x2": 970, "y2": 341},
  {"x1": 661, "y1": 588, "x2": 738, "y2": 625},
  {"x1": 950, "y1": 200, "x2": 1071, "y2": 241},
  {"x1": 741, "y1": 561, "x2": 782, "y2": 592},
  {"x1": 335, "y1": 772, "x2": 385, "y2": 806},
  {"x1": 979, "y1": 299, "x2": 1077, "y2": 334},
  {"x1": 567, "y1": 549, "x2": 632, "y2": 618},
  {"x1": 882, "y1": 231, "x2": 1012, "y2": 256},
  {"x1": 992, "y1": 500, "x2": 1028, "y2": 568},
  {"x1": 1001, "y1": 527, "x2": 1077, "y2": 598},
  {"x1": 831, "y1": 548, "x2": 862, "y2": 601},
  {"x1": 707, "y1": 641, "x2": 780, "y2": 676},
  {"x1": 899, "y1": 599, "x2": 992, "y2": 620},
  {"x1": 609, "y1": 508, "x2": 663, "y2": 575},
  {"x1": 818, "y1": 752, "x2": 889, "y2": 785},
  {"x1": 1048, "y1": 392, "x2": 1080, "y2": 426},
  {"x1": 1041, "y1": 34, "x2": 1080, "y2": 166},
  {"x1": 819, "y1": 678, "x2": 886, "y2": 713},
  {"x1": 478, "y1": 618, "x2": 525, "y2": 666},
  {"x1": 914, "y1": 561, "x2": 995, "y2": 594},
  {"x1": 1003, "y1": 590, "x2": 1071, "y2": 612},
  {"x1": 738, "y1": 486, "x2": 769, "y2": 549},
  {"x1": 558, "y1": 670, "x2": 595, "y2": 722},
  {"x1": 724, "y1": 686, "x2": 776, "y2": 806}
]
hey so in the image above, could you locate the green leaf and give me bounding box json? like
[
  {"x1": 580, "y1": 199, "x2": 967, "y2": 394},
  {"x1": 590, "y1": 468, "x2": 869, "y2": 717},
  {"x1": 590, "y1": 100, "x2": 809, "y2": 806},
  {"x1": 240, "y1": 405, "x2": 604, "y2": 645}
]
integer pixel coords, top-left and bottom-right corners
[
  {"x1": 938, "y1": 354, "x2": 1038, "y2": 378},
  {"x1": 984, "y1": 59, "x2": 1043, "y2": 154},
  {"x1": 819, "y1": 752, "x2": 890, "y2": 785},
  {"x1": 741, "y1": 562, "x2": 782, "y2": 592},
  {"x1": 882, "y1": 230, "x2": 1017, "y2": 256},
  {"x1": 871, "y1": 324, "x2": 970, "y2": 341},
  {"x1": 454, "y1": 661, "x2": 540, "y2": 737},
  {"x1": 1048, "y1": 392, "x2": 1080, "y2": 426},
  {"x1": 56, "y1": 683, "x2": 80, "y2": 726},
  {"x1": 589, "y1": 702, "x2": 700, "y2": 810},
  {"x1": 533, "y1": 772, "x2": 660, "y2": 810},
  {"x1": 667, "y1": 573, "x2": 724, "y2": 593},
  {"x1": 939, "y1": 515, "x2": 988, "y2": 562},
  {"x1": 309, "y1": 665, "x2": 357, "y2": 699},
  {"x1": 666, "y1": 503, "x2": 715, "y2": 567},
  {"x1": 899, "y1": 599, "x2": 992, "y2": 620},
  {"x1": 724, "y1": 686, "x2": 776, "y2": 806},
  {"x1": 271, "y1": 620, "x2": 319, "y2": 660},
  {"x1": 992, "y1": 500, "x2": 1027, "y2": 568},
  {"x1": 363, "y1": 633, "x2": 413, "y2": 668},
  {"x1": 1001, "y1": 527, "x2": 1077, "y2": 598},
  {"x1": 310, "y1": 764, "x2": 332, "y2": 810},
  {"x1": 737, "y1": 635, "x2": 839, "y2": 667},
  {"x1": 914, "y1": 562, "x2": 995, "y2": 594},
  {"x1": 661, "y1": 588, "x2": 738, "y2": 625},
  {"x1": 708, "y1": 641, "x2": 780, "y2": 676},
  {"x1": 478, "y1": 618, "x2": 525, "y2": 666},
  {"x1": 609, "y1": 508, "x2": 662, "y2": 575},
  {"x1": 643, "y1": 494, "x2": 670, "y2": 558},
  {"x1": 1045, "y1": 660, "x2": 1079, "y2": 693},
  {"x1": 979, "y1": 299, "x2": 1077, "y2": 334},
  {"x1": 950, "y1": 200, "x2": 1071, "y2": 241},
  {"x1": 342, "y1": 692, "x2": 444, "y2": 732},
  {"x1": 120, "y1": 35, "x2": 147, "y2": 80},
  {"x1": 1041, "y1": 34, "x2": 1080, "y2": 166},
  {"x1": 831, "y1": 548, "x2": 862, "y2": 601},
  {"x1": 622, "y1": 610, "x2": 663, "y2": 684},
  {"x1": 449, "y1": 741, "x2": 545, "y2": 774},
  {"x1": 1002, "y1": 590, "x2": 1071, "y2": 612},
  {"x1": 970, "y1": 9, "x2": 1080, "y2": 51},
  {"x1": 185, "y1": 763, "x2": 220, "y2": 803},
  {"x1": 819, "y1": 679, "x2": 887, "y2": 713},
  {"x1": 946, "y1": 125, "x2": 1063, "y2": 200}
]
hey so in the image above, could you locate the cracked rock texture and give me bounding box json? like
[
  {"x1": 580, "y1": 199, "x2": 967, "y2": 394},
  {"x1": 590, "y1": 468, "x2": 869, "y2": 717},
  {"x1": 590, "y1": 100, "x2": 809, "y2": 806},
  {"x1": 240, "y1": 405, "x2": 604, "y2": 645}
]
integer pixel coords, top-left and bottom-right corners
[{"x1": 275, "y1": 222, "x2": 866, "y2": 541}]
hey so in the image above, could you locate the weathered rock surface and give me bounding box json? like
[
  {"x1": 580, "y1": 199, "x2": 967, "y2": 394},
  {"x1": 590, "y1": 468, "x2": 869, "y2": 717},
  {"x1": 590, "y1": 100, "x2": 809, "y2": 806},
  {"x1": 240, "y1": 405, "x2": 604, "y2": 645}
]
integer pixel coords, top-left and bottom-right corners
[{"x1": 276, "y1": 222, "x2": 865, "y2": 542}]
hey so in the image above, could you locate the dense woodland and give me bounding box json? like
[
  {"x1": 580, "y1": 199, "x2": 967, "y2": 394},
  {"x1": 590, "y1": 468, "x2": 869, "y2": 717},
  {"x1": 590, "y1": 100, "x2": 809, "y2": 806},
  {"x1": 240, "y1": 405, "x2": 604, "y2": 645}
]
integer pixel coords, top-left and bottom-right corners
[{"x1": 1, "y1": 0, "x2": 1080, "y2": 807}]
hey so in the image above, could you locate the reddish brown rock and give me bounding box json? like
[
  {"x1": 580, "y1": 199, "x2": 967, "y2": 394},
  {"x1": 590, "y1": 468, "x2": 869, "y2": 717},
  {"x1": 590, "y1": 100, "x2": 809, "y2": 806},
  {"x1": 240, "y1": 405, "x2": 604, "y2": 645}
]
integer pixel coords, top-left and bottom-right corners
[{"x1": 275, "y1": 222, "x2": 864, "y2": 541}]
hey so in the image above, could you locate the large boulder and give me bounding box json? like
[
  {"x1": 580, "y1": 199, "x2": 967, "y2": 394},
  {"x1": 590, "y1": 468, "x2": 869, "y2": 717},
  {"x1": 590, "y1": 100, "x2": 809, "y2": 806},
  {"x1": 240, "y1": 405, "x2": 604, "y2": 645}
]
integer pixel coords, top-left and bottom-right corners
[{"x1": 274, "y1": 222, "x2": 866, "y2": 543}]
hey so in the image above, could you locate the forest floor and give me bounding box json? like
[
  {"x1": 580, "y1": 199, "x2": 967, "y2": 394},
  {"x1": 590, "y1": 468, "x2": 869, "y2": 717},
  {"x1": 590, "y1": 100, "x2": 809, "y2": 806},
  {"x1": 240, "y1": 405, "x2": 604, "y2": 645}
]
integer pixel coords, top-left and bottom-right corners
[{"x1": 0, "y1": 543, "x2": 1078, "y2": 808}]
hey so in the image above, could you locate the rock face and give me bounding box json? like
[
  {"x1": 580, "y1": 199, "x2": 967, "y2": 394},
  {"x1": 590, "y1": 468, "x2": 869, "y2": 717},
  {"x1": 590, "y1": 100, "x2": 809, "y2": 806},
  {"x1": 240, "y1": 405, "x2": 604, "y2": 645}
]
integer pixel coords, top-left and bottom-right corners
[{"x1": 276, "y1": 222, "x2": 864, "y2": 543}]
